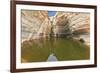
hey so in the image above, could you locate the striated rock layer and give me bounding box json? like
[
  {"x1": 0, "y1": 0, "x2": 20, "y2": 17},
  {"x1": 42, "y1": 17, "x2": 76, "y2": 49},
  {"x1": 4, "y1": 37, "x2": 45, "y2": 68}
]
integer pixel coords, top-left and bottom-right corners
[
  {"x1": 52, "y1": 12, "x2": 90, "y2": 45},
  {"x1": 21, "y1": 10, "x2": 90, "y2": 45},
  {"x1": 21, "y1": 10, "x2": 51, "y2": 42}
]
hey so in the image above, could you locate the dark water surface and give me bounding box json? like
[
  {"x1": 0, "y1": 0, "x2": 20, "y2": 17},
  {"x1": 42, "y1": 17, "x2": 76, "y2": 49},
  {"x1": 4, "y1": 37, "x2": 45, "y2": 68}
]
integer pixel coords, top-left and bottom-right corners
[{"x1": 21, "y1": 38, "x2": 90, "y2": 63}]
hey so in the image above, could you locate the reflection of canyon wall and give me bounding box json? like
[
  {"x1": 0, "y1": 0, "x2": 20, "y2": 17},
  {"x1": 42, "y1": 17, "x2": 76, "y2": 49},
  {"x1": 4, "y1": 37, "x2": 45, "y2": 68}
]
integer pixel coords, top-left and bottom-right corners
[
  {"x1": 21, "y1": 11, "x2": 90, "y2": 45},
  {"x1": 21, "y1": 10, "x2": 51, "y2": 42}
]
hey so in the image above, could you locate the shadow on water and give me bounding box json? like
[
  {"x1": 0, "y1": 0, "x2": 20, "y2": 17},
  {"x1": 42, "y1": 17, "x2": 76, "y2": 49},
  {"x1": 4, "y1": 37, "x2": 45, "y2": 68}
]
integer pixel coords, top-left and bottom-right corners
[{"x1": 21, "y1": 38, "x2": 90, "y2": 63}]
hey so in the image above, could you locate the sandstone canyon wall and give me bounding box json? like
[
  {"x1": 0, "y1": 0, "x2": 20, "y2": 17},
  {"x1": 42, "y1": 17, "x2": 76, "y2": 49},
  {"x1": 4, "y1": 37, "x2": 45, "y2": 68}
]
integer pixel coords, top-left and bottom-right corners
[{"x1": 21, "y1": 10, "x2": 90, "y2": 45}]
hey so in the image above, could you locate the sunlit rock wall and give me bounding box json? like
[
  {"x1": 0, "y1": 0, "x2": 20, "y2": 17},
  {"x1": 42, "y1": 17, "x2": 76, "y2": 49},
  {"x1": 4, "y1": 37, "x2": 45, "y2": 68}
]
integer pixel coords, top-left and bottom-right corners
[
  {"x1": 21, "y1": 10, "x2": 90, "y2": 45},
  {"x1": 53, "y1": 12, "x2": 90, "y2": 45},
  {"x1": 21, "y1": 10, "x2": 51, "y2": 42}
]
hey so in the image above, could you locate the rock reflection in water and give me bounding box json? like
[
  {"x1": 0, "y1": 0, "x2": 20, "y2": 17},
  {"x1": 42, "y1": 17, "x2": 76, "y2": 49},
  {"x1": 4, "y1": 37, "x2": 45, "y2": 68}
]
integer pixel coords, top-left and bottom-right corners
[{"x1": 21, "y1": 38, "x2": 90, "y2": 63}]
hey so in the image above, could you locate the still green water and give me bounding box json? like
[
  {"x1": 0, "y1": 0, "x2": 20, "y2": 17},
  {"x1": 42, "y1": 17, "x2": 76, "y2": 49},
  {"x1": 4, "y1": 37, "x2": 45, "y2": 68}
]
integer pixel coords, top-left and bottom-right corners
[{"x1": 21, "y1": 38, "x2": 90, "y2": 63}]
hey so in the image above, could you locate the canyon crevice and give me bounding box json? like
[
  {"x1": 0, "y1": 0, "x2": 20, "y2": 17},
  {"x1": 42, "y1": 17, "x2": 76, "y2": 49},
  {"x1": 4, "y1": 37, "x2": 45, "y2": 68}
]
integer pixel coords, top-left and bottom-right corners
[{"x1": 21, "y1": 10, "x2": 90, "y2": 46}]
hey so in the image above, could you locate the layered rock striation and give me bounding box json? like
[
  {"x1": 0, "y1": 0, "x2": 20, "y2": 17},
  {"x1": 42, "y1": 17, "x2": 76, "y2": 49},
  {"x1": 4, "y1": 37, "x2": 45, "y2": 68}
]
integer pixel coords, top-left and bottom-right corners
[
  {"x1": 21, "y1": 10, "x2": 90, "y2": 45},
  {"x1": 21, "y1": 10, "x2": 51, "y2": 42},
  {"x1": 52, "y1": 12, "x2": 90, "y2": 45}
]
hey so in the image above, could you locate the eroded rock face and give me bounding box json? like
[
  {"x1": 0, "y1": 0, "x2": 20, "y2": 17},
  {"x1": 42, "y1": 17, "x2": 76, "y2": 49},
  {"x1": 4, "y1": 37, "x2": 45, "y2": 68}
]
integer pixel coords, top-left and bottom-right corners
[
  {"x1": 53, "y1": 12, "x2": 90, "y2": 34},
  {"x1": 52, "y1": 12, "x2": 90, "y2": 45},
  {"x1": 21, "y1": 10, "x2": 51, "y2": 42},
  {"x1": 21, "y1": 10, "x2": 90, "y2": 45}
]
